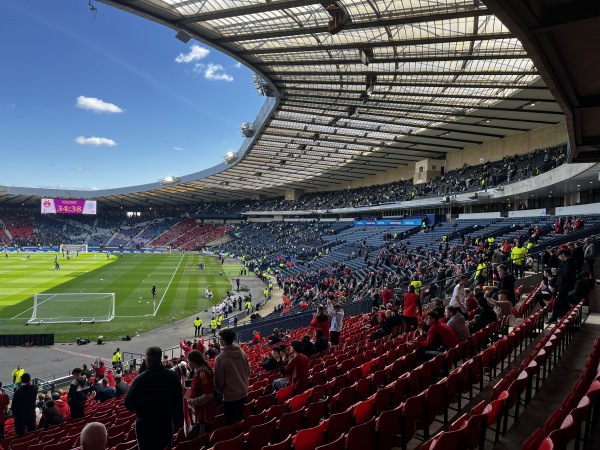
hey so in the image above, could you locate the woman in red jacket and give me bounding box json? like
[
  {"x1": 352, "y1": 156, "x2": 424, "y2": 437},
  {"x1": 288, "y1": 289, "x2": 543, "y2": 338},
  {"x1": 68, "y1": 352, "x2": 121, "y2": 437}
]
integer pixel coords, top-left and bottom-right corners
[{"x1": 186, "y1": 350, "x2": 216, "y2": 435}]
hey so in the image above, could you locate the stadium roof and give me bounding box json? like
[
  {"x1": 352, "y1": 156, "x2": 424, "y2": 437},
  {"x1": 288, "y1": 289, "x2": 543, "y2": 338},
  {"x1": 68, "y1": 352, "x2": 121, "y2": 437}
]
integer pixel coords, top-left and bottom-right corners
[{"x1": 4, "y1": 0, "x2": 598, "y2": 208}]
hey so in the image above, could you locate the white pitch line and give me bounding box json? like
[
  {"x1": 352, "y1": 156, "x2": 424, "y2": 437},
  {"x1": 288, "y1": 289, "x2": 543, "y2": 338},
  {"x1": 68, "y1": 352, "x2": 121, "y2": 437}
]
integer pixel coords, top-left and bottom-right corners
[
  {"x1": 11, "y1": 294, "x2": 58, "y2": 320},
  {"x1": 153, "y1": 253, "x2": 185, "y2": 316}
]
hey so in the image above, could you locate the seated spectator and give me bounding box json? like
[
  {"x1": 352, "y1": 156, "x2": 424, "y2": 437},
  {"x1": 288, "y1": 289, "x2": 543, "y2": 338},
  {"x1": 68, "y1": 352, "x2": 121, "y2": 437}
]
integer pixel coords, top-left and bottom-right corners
[
  {"x1": 465, "y1": 288, "x2": 479, "y2": 312},
  {"x1": 206, "y1": 342, "x2": 220, "y2": 359},
  {"x1": 314, "y1": 329, "x2": 329, "y2": 354},
  {"x1": 51, "y1": 392, "x2": 70, "y2": 420},
  {"x1": 251, "y1": 330, "x2": 262, "y2": 345},
  {"x1": 373, "y1": 310, "x2": 401, "y2": 340},
  {"x1": 444, "y1": 306, "x2": 470, "y2": 342},
  {"x1": 533, "y1": 268, "x2": 555, "y2": 308},
  {"x1": 40, "y1": 400, "x2": 63, "y2": 429},
  {"x1": 268, "y1": 328, "x2": 282, "y2": 344},
  {"x1": 417, "y1": 312, "x2": 459, "y2": 359},
  {"x1": 272, "y1": 341, "x2": 309, "y2": 391},
  {"x1": 570, "y1": 271, "x2": 591, "y2": 305},
  {"x1": 95, "y1": 378, "x2": 115, "y2": 403},
  {"x1": 114, "y1": 374, "x2": 129, "y2": 398},
  {"x1": 81, "y1": 422, "x2": 107, "y2": 450},
  {"x1": 261, "y1": 346, "x2": 285, "y2": 372},
  {"x1": 469, "y1": 297, "x2": 498, "y2": 333},
  {"x1": 495, "y1": 290, "x2": 513, "y2": 317},
  {"x1": 301, "y1": 335, "x2": 316, "y2": 358}
]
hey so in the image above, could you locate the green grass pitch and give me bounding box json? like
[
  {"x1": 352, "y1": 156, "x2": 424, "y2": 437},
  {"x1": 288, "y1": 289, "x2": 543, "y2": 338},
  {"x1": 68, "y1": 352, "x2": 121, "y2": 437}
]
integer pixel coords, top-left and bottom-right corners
[{"x1": 0, "y1": 252, "x2": 237, "y2": 342}]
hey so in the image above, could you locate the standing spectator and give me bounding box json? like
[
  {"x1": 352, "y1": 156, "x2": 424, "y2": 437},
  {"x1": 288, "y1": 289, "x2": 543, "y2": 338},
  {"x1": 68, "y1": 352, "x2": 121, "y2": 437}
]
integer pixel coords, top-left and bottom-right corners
[
  {"x1": 0, "y1": 381, "x2": 9, "y2": 439},
  {"x1": 186, "y1": 350, "x2": 216, "y2": 436},
  {"x1": 381, "y1": 285, "x2": 393, "y2": 305},
  {"x1": 112, "y1": 348, "x2": 122, "y2": 369},
  {"x1": 584, "y1": 238, "x2": 596, "y2": 279},
  {"x1": 495, "y1": 265, "x2": 516, "y2": 305},
  {"x1": 401, "y1": 285, "x2": 422, "y2": 331},
  {"x1": 214, "y1": 329, "x2": 250, "y2": 425},
  {"x1": 12, "y1": 365, "x2": 25, "y2": 384},
  {"x1": 449, "y1": 275, "x2": 469, "y2": 316},
  {"x1": 410, "y1": 275, "x2": 422, "y2": 297},
  {"x1": 114, "y1": 374, "x2": 129, "y2": 398},
  {"x1": 93, "y1": 360, "x2": 106, "y2": 379},
  {"x1": 309, "y1": 305, "x2": 330, "y2": 341},
  {"x1": 327, "y1": 300, "x2": 344, "y2": 348},
  {"x1": 511, "y1": 241, "x2": 527, "y2": 278},
  {"x1": 80, "y1": 422, "x2": 107, "y2": 450},
  {"x1": 81, "y1": 364, "x2": 92, "y2": 380},
  {"x1": 11, "y1": 373, "x2": 38, "y2": 436},
  {"x1": 570, "y1": 242, "x2": 584, "y2": 275},
  {"x1": 193, "y1": 317, "x2": 203, "y2": 337},
  {"x1": 125, "y1": 347, "x2": 183, "y2": 450},
  {"x1": 68, "y1": 368, "x2": 90, "y2": 419},
  {"x1": 548, "y1": 249, "x2": 576, "y2": 324},
  {"x1": 444, "y1": 306, "x2": 470, "y2": 342}
]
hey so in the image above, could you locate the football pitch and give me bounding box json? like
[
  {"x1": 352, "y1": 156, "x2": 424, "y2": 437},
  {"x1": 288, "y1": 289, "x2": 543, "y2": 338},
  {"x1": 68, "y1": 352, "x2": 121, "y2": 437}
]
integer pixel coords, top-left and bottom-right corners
[{"x1": 0, "y1": 252, "x2": 236, "y2": 342}]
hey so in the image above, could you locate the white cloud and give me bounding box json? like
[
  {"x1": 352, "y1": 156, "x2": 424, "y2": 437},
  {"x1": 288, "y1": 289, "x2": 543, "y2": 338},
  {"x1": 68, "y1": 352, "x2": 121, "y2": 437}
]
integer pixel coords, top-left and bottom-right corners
[
  {"x1": 175, "y1": 44, "x2": 210, "y2": 63},
  {"x1": 0, "y1": 103, "x2": 16, "y2": 111},
  {"x1": 75, "y1": 136, "x2": 117, "y2": 147},
  {"x1": 76, "y1": 96, "x2": 124, "y2": 114},
  {"x1": 233, "y1": 62, "x2": 242, "y2": 69},
  {"x1": 72, "y1": 165, "x2": 84, "y2": 171},
  {"x1": 174, "y1": 147, "x2": 184, "y2": 151},
  {"x1": 193, "y1": 63, "x2": 206, "y2": 74},
  {"x1": 204, "y1": 63, "x2": 234, "y2": 82}
]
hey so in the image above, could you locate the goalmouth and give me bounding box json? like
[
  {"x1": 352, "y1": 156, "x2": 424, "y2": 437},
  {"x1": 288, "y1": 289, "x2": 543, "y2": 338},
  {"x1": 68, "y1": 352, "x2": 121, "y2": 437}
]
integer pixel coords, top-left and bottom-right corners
[
  {"x1": 27, "y1": 293, "x2": 115, "y2": 325},
  {"x1": 59, "y1": 244, "x2": 88, "y2": 253}
]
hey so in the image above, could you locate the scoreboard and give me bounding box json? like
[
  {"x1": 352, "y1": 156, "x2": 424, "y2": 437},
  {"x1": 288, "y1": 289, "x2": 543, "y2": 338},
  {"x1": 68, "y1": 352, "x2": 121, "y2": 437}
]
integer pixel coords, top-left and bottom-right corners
[{"x1": 41, "y1": 198, "x2": 97, "y2": 215}]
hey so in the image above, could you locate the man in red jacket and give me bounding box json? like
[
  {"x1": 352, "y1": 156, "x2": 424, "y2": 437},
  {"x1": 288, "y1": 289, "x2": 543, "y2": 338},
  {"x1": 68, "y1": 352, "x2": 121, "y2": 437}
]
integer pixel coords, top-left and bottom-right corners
[
  {"x1": 310, "y1": 305, "x2": 330, "y2": 341},
  {"x1": 419, "y1": 311, "x2": 458, "y2": 360}
]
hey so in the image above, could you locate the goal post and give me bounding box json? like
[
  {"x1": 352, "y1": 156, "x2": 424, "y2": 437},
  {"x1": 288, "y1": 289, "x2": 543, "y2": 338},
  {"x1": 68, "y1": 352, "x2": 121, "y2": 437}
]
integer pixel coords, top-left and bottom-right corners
[
  {"x1": 59, "y1": 244, "x2": 88, "y2": 253},
  {"x1": 28, "y1": 293, "x2": 115, "y2": 324}
]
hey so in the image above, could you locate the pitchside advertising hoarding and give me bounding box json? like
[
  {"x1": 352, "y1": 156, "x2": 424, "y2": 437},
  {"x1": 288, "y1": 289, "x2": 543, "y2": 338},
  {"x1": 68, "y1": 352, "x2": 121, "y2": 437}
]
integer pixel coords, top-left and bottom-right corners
[
  {"x1": 354, "y1": 219, "x2": 422, "y2": 226},
  {"x1": 41, "y1": 198, "x2": 97, "y2": 215}
]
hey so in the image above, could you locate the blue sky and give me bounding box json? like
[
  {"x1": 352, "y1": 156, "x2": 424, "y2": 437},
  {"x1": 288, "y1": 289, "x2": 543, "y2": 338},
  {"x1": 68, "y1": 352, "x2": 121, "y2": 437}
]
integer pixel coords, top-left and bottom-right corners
[{"x1": 0, "y1": 0, "x2": 265, "y2": 190}]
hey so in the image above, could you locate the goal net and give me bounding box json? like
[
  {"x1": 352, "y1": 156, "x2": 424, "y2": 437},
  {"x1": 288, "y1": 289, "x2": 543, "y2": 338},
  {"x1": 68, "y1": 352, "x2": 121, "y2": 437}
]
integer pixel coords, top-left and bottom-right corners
[
  {"x1": 28, "y1": 293, "x2": 115, "y2": 324},
  {"x1": 60, "y1": 244, "x2": 88, "y2": 253}
]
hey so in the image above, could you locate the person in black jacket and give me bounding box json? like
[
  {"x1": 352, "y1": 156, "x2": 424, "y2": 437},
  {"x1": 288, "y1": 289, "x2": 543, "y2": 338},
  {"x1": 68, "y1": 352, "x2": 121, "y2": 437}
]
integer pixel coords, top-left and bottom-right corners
[
  {"x1": 300, "y1": 335, "x2": 316, "y2": 358},
  {"x1": 570, "y1": 271, "x2": 591, "y2": 305},
  {"x1": 468, "y1": 297, "x2": 498, "y2": 333},
  {"x1": 40, "y1": 400, "x2": 64, "y2": 429},
  {"x1": 548, "y1": 249, "x2": 577, "y2": 324},
  {"x1": 125, "y1": 347, "x2": 183, "y2": 450},
  {"x1": 68, "y1": 368, "x2": 91, "y2": 419},
  {"x1": 494, "y1": 265, "x2": 516, "y2": 305},
  {"x1": 314, "y1": 329, "x2": 328, "y2": 354},
  {"x1": 11, "y1": 373, "x2": 37, "y2": 436}
]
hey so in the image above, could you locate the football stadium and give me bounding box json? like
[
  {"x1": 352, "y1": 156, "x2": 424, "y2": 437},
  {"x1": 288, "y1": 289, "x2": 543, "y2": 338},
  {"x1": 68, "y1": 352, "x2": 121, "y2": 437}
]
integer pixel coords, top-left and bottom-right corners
[{"x1": 0, "y1": 1, "x2": 599, "y2": 450}]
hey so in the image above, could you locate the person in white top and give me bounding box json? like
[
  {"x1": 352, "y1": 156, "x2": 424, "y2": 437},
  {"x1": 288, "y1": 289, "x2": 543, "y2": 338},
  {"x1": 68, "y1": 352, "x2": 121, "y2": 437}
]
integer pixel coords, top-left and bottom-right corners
[
  {"x1": 327, "y1": 299, "x2": 344, "y2": 348},
  {"x1": 449, "y1": 275, "x2": 469, "y2": 316}
]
